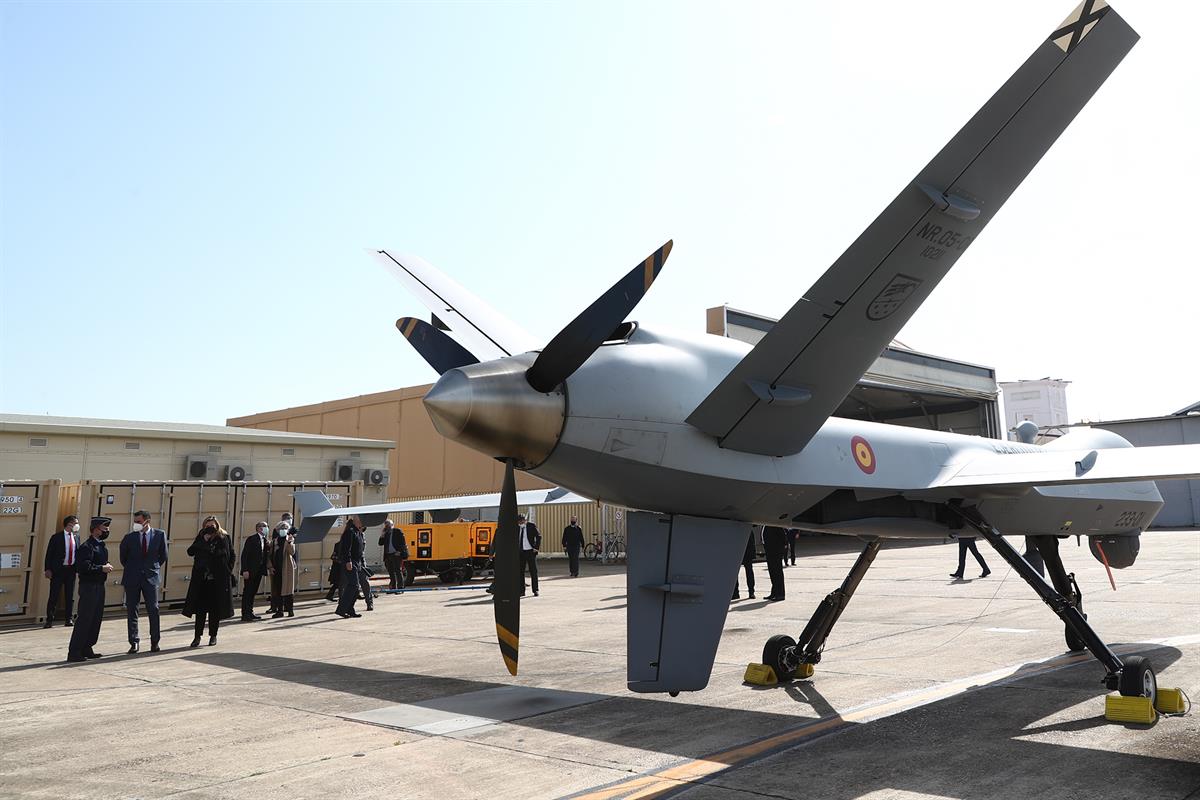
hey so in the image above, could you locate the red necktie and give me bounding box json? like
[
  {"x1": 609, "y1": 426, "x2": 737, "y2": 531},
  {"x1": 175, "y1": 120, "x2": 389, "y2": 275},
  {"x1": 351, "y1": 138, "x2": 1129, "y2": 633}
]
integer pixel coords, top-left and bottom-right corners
[
  {"x1": 142, "y1": 532, "x2": 148, "y2": 557},
  {"x1": 66, "y1": 534, "x2": 74, "y2": 566}
]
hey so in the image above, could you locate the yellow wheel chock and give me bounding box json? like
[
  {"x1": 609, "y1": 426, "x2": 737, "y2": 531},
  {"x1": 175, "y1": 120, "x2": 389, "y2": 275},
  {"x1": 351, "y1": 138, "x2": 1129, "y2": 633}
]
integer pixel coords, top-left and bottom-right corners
[{"x1": 744, "y1": 663, "x2": 778, "y2": 686}]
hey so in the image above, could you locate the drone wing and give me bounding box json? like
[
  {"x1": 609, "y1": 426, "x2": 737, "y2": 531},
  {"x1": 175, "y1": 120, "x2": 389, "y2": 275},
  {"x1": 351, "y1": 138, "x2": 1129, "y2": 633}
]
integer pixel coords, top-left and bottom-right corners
[{"x1": 687, "y1": 3, "x2": 1138, "y2": 457}]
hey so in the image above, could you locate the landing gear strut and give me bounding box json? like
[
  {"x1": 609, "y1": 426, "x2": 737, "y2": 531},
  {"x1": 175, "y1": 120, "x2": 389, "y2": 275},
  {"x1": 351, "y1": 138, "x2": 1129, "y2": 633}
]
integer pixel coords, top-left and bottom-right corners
[
  {"x1": 950, "y1": 505, "x2": 1154, "y2": 702},
  {"x1": 762, "y1": 539, "x2": 882, "y2": 682}
]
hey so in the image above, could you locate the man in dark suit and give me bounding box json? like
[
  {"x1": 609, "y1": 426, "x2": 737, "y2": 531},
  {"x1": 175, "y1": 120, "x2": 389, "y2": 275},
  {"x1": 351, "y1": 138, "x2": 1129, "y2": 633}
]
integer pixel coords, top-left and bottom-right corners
[
  {"x1": 335, "y1": 515, "x2": 365, "y2": 618},
  {"x1": 562, "y1": 516, "x2": 584, "y2": 578},
  {"x1": 67, "y1": 517, "x2": 114, "y2": 662},
  {"x1": 240, "y1": 520, "x2": 270, "y2": 621},
  {"x1": 119, "y1": 509, "x2": 168, "y2": 653},
  {"x1": 379, "y1": 519, "x2": 408, "y2": 591},
  {"x1": 517, "y1": 513, "x2": 541, "y2": 596},
  {"x1": 762, "y1": 525, "x2": 787, "y2": 602},
  {"x1": 43, "y1": 514, "x2": 81, "y2": 627}
]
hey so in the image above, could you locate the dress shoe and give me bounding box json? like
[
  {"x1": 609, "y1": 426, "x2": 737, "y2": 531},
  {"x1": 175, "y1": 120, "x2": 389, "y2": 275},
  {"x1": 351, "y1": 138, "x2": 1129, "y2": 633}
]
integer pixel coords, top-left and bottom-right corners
[
  {"x1": 150, "y1": 643, "x2": 161, "y2": 653},
  {"x1": 64, "y1": 620, "x2": 73, "y2": 627},
  {"x1": 731, "y1": 591, "x2": 740, "y2": 600},
  {"x1": 287, "y1": 611, "x2": 294, "y2": 617},
  {"x1": 271, "y1": 611, "x2": 283, "y2": 618},
  {"x1": 336, "y1": 612, "x2": 350, "y2": 618},
  {"x1": 42, "y1": 620, "x2": 52, "y2": 629},
  {"x1": 764, "y1": 595, "x2": 784, "y2": 602},
  {"x1": 347, "y1": 612, "x2": 362, "y2": 618},
  {"x1": 949, "y1": 573, "x2": 963, "y2": 579},
  {"x1": 748, "y1": 591, "x2": 756, "y2": 599},
  {"x1": 127, "y1": 643, "x2": 139, "y2": 654},
  {"x1": 980, "y1": 569, "x2": 992, "y2": 578},
  {"x1": 190, "y1": 638, "x2": 201, "y2": 648},
  {"x1": 251, "y1": 614, "x2": 263, "y2": 620},
  {"x1": 208, "y1": 636, "x2": 217, "y2": 646},
  {"x1": 67, "y1": 655, "x2": 86, "y2": 663},
  {"x1": 85, "y1": 651, "x2": 102, "y2": 659},
  {"x1": 365, "y1": 606, "x2": 373, "y2": 612},
  {"x1": 533, "y1": 591, "x2": 539, "y2": 597}
]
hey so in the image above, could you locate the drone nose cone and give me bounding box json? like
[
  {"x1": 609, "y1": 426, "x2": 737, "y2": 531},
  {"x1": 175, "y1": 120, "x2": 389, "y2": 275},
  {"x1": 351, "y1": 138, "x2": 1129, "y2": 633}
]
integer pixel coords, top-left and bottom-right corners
[
  {"x1": 422, "y1": 355, "x2": 567, "y2": 469},
  {"x1": 423, "y1": 368, "x2": 473, "y2": 439}
]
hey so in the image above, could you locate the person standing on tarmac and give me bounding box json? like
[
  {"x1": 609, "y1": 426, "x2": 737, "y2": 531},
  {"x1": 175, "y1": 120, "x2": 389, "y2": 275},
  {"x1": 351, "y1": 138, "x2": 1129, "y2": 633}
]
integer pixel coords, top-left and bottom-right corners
[
  {"x1": 762, "y1": 525, "x2": 787, "y2": 602},
  {"x1": 239, "y1": 521, "x2": 269, "y2": 621},
  {"x1": 732, "y1": 529, "x2": 756, "y2": 600},
  {"x1": 562, "y1": 516, "x2": 584, "y2": 578},
  {"x1": 43, "y1": 515, "x2": 81, "y2": 628},
  {"x1": 336, "y1": 516, "x2": 365, "y2": 618},
  {"x1": 379, "y1": 519, "x2": 408, "y2": 591},
  {"x1": 66, "y1": 517, "x2": 115, "y2": 663}
]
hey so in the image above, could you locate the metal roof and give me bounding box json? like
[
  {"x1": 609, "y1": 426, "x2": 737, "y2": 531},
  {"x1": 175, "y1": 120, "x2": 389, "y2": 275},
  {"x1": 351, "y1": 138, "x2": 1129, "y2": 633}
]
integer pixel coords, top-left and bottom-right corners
[{"x1": 0, "y1": 414, "x2": 394, "y2": 449}]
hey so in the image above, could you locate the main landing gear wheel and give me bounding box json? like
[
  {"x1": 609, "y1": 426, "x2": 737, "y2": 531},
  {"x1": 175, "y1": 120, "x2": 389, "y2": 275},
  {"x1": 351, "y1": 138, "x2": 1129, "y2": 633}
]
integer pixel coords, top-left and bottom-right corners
[
  {"x1": 1118, "y1": 655, "x2": 1157, "y2": 706},
  {"x1": 763, "y1": 634, "x2": 797, "y2": 682}
]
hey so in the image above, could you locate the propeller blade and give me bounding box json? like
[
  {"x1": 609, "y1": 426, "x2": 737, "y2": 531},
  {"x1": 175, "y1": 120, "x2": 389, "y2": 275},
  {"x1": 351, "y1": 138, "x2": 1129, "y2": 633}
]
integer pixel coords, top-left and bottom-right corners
[
  {"x1": 525, "y1": 240, "x2": 672, "y2": 393},
  {"x1": 492, "y1": 459, "x2": 522, "y2": 675},
  {"x1": 396, "y1": 317, "x2": 480, "y2": 374}
]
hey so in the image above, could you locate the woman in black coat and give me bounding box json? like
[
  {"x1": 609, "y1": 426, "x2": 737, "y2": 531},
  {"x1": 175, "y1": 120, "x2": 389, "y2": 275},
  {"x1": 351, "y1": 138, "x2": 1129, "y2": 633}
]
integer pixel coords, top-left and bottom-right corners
[{"x1": 182, "y1": 515, "x2": 235, "y2": 647}]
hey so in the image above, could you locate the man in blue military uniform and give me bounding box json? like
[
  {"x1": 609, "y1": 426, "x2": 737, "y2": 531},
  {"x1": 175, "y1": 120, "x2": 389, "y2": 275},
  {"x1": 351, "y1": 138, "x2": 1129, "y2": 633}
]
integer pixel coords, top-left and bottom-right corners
[
  {"x1": 335, "y1": 515, "x2": 366, "y2": 618},
  {"x1": 67, "y1": 517, "x2": 115, "y2": 663}
]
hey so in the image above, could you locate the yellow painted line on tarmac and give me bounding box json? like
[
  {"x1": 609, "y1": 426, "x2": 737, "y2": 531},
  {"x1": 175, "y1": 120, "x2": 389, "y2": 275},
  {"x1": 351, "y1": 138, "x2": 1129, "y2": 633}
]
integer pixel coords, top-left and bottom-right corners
[{"x1": 566, "y1": 634, "x2": 1200, "y2": 800}]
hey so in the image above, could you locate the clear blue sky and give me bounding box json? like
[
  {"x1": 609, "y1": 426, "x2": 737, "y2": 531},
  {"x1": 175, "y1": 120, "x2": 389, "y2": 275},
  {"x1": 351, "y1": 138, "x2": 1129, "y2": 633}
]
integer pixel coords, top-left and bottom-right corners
[{"x1": 2, "y1": 1, "x2": 1196, "y2": 426}]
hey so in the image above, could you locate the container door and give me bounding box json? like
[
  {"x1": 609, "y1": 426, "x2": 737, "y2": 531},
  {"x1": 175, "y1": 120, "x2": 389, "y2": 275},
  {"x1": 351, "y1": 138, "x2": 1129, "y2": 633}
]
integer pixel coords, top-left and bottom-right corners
[{"x1": 0, "y1": 485, "x2": 39, "y2": 617}]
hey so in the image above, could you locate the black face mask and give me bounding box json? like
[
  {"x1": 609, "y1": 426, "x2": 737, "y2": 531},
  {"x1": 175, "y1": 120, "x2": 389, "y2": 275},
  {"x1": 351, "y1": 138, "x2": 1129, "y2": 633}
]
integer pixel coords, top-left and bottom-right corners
[
  {"x1": 98, "y1": 531, "x2": 110, "y2": 540},
  {"x1": 203, "y1": 526, "x2": 217, "y2": 534}
]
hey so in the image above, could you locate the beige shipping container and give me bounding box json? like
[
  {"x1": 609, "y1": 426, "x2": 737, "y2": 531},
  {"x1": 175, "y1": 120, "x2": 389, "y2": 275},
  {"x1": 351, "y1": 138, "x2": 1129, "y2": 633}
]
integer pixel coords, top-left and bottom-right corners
[{"x1": 0, "y1": 480, "x2": 66, "y2": 623}]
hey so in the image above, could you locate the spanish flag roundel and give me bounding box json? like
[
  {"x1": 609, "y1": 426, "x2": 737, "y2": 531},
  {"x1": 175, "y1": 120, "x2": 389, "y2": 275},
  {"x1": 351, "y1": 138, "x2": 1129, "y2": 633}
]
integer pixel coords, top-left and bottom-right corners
[{"x1": 851, "y1": 435, "x2": 876, "y2": 475}]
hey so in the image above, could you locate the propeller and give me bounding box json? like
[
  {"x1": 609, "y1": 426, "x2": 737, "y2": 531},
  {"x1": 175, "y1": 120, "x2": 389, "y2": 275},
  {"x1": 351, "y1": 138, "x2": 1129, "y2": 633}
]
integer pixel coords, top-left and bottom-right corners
[
  {"x1": 396, "y1": 317, "x2": 480, "y2": 374},
  {"x1": 525, "y1": 240, "x2": 672, "y2": 393},
  {"x1": 492, "y1": 459, "x2": 523, "y2": 674}
]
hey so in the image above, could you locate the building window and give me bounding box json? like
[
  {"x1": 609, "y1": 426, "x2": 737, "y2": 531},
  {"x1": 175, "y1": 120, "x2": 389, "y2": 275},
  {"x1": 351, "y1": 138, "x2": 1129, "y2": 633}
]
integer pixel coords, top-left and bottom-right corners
[
  {"x1": 208, "y1": 445, "x2": 222, "y2": 453},
  {"x1": 281, "y1": 448, "x2": 295, "y2": 456},
  {"x1": 350, "y1": 450, "x2": 361, "y2": 458},
  {"x1": 124, "y1": 442, "x2": 141, "y2": 450},
  {"x1": 28, "y1": 437, "x2": 47, "y2": 447}
]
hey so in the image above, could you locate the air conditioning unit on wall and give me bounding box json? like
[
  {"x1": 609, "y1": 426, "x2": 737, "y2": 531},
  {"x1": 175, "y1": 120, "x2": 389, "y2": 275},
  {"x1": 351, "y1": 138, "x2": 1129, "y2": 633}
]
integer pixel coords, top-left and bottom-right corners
[
  {"x1": 223, "y1": 464, "x2": 252, "y2": 482},
  {"x1": 184, "y1": 455, "x2": 216, "y2": 480},
  {"x1": 363, "y1": 467, "x2": 390, "y2": 487},
  {"x1": 333, "y1": 459, "x2": 359, "y2": 482}
]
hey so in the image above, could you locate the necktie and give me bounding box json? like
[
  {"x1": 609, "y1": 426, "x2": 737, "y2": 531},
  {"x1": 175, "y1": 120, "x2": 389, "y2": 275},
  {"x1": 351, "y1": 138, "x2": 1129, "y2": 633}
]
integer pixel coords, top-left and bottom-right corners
[
  {"x1": 142, "y1": 531, "x2": 148, "y2": 557},
  {"x1": 66, "y1": 533, "x2": 74, "y2": 566}
]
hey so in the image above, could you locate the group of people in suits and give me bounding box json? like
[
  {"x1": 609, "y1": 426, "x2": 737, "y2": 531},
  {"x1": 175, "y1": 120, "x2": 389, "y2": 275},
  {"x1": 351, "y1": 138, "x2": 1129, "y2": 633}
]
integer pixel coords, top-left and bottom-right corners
[{"x1": 47, "y1": 510, "x2": 301, "y2": 661}]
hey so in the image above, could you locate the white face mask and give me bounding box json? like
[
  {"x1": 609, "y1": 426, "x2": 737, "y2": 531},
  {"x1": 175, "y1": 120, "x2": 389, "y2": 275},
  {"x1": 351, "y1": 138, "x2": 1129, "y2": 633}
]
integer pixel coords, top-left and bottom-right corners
[
  {"x1": 132, "y1": 522, "x2": 144, "y2": 533},
  {"x1": 71, "y1": 523, "x2": 81, "y2": 533}
]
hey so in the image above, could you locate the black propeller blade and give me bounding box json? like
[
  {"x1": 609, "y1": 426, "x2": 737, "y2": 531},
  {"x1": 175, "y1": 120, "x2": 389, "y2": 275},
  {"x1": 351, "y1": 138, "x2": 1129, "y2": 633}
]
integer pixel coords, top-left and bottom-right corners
[
  {"x1": 396, "y1": 317, "x2": 480, "y2": 374},
  {"x1": 525, "y1": 240, "x2": 672, "y2": 393},
  {"x1": 492, "y1": 459, "x2": 522, "y2": 675}
]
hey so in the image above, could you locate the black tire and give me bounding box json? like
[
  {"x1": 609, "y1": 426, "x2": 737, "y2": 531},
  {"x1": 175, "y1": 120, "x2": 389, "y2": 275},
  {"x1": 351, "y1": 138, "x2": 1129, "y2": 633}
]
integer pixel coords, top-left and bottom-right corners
[
  {"x1": 1118, "y1": 655, "x2": 1157, "y2": 705},
  {"x1": 584, "y1": 543, "x2": 598, "y2": 561},
  {"x1": 402, "y1": 563, "x2": 415, "y2": 587},
  {"x1": 1065, "y1": 597, "x2": 1087, "y2": 652},
  {"x1": 463, "y1": 565, "x2": 474, "y2": 581},
  {"x1": 438, "y1": 569, "x2": 458, "y2": 584},
  {"x1": 762, "y1": 634, "x2": 797, "y2": 682}
]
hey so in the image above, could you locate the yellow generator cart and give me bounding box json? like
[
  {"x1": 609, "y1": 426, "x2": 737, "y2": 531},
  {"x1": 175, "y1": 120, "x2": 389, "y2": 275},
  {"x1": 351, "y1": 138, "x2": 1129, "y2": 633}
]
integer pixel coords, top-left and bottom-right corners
[{"x1": 400, "y1": 521, "x2": 496, "y2": 585}]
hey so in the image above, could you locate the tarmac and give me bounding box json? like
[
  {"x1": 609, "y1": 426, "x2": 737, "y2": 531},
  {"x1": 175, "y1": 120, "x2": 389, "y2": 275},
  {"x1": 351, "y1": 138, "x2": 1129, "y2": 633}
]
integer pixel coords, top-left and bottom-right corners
[{"x1": 1, "y1": 531, "x2": 1197, "y2": 800}]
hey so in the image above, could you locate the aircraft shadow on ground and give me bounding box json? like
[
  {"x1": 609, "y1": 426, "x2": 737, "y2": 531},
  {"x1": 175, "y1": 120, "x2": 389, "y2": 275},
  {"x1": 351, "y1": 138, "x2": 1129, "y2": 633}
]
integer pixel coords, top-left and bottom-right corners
[{"x1": 184, "y1": 643, "x2": 1192, "y2": 798}]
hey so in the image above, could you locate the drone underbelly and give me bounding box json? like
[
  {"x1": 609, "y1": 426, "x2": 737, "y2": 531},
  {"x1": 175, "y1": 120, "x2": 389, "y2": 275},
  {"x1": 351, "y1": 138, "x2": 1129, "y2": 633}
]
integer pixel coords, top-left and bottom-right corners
[{"x1": 979, "y1": 482, "x2": 1163, "y2": 535}]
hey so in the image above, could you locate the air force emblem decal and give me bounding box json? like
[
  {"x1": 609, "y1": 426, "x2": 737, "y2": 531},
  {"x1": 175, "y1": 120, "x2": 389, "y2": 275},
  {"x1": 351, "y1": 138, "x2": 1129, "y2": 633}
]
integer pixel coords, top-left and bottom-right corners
[{"x1": 866, "y1": 274, "x2": 923, "y2": 321}]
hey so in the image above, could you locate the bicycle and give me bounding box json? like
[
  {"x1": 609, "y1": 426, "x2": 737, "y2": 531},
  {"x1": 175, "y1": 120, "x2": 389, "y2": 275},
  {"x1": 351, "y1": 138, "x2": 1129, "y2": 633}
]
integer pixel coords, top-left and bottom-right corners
[{"x1": 583, "y1": 534, "x2": 625, "y2": 562}]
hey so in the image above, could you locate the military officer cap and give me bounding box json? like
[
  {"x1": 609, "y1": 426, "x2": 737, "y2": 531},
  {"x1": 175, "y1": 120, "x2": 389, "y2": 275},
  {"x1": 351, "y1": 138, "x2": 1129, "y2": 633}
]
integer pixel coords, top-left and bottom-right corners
[{"x1": 90, "y1": 516, "x2": 113, "y2": 529}]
